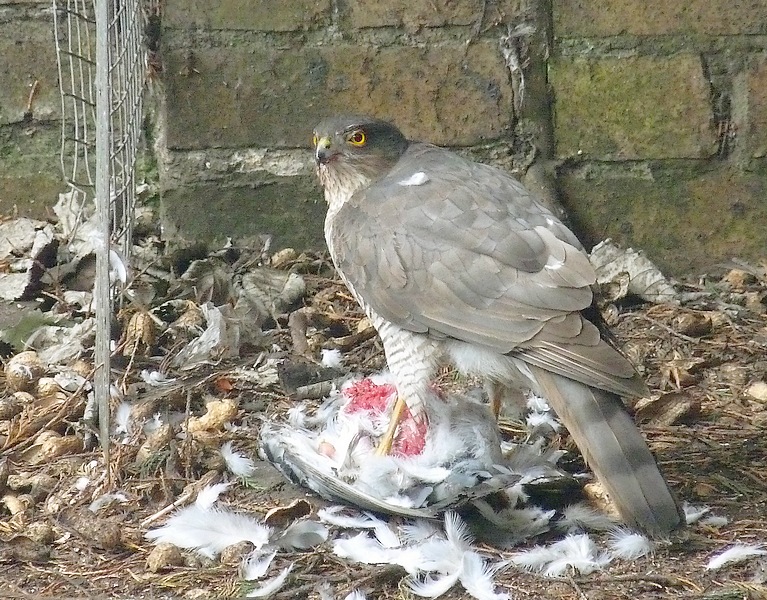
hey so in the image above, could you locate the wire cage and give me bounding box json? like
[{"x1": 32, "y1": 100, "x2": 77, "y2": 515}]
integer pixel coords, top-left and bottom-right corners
[{"x1": 53, "y1": 0, "x2": 151, "y2": 461}]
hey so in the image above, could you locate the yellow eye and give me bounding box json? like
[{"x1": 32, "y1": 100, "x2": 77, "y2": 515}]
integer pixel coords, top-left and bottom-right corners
[{"x1": 348, "y1": 130, "x2": 366, "y2": 146}]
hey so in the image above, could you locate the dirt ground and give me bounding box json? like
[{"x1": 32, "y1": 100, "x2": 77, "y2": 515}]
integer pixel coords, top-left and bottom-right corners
[{"x1": 1, "y1": 249, "x2": 766, "y2": 600}]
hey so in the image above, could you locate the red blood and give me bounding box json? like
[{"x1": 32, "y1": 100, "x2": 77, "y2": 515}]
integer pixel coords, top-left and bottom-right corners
[
  {"x1": 342, "y1": 378, "x2": 429, "y2": 457},
  {"x1": 342, "y1": 378, "x2": 396, "y2": 414}
]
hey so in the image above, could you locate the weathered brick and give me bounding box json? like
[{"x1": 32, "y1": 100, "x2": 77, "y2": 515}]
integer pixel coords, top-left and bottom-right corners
[
  {"x1": 554, "y1": 0, "x2": 767, "y2": 37},
  {"x1": 746, "y1": 60, "x2": 767, "y2": 158},
  {"x1": 163, "y1": 0, "x2": 330, "y2": 31},
  {"x1": 0, "y1": 20, "x2": 60, "y2": 124},
  {"x1": 161, "y1": 178, "x2": 327, "y2": 248},
  {"x1": 346, "y1": 0, "x2": 475, "y2": 29},
  {"x1": 550, "y1": 55, "x2": 717, "y2": 159},
  {"x1": 0, "y1": 124, "x2": 64, "y2": 218},
  {"x1": 560, "y1": 164, "x2": 767, "y2": 275},
  {"x1": 344, "y1": 0, "x2": 525, "y2": 29},
  {"x1": 164, "y1": 42, "x2": 514, "y2": 150}
]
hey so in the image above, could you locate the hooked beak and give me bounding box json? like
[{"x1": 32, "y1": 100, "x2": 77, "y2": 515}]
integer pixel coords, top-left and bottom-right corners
[{"x1": 314, "y1": 136, "x2": 337, "y2": 165}]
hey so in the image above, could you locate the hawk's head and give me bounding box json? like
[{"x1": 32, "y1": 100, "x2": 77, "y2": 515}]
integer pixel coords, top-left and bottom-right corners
[{"x1": 313, "y1": 115, "x2": 409, "y2": 206}]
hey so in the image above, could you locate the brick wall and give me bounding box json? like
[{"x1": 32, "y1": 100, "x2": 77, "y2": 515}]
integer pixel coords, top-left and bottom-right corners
[
  {"x1": 0, "y1": 1, "x2": 64, "y2": 219},
  {"x1": 157, "y1": 0, "x2": 523, "y2": 250},
  {"x1": 1, "y1": 1, "x2": 765, "y2": 274},
  {"x1": 157, "y1": 0, "x2": 767, "y2": 273},
  {"x1": 551, "y1": 0, "x2": 767, "y2": 273}
]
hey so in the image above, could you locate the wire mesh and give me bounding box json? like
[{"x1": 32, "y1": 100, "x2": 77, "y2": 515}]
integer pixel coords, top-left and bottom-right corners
[
  {"x1": 53, "y1": 0, "x2": 148, "y2": 460},
  {"x1": 53, "y1": 0, "x2": 147, "y2": 257}
]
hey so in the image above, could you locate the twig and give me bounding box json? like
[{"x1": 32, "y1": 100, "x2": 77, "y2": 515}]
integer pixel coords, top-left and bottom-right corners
[
  {"x1": 567, "y1": 575, "x2": 589, "y2": 600},
  {"x1": 630, "y1": 313, "x2": 702, "y2": 343}
]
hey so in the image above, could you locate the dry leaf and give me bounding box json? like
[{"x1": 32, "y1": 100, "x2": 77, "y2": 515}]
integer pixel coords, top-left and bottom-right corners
[
  {"x1": 590, "y1": 239, "x2": 676, "y2": 304},
  {"x1": 634, "y1": 392, "x2": 699, "y2": 426},
  {"x1": 264, "y1": 499, "x2": 312, "y2": 526},
  {"x1": 20, "y1": 432, "x2": 82, "y2": 465},
  {"x1": 673, "y1": 312, "x2": 713, "y2": 337}
]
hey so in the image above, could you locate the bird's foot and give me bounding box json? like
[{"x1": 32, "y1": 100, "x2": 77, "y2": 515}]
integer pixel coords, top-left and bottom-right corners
[{"x1": 375, "y1": 395, "x2": 407, "y2": 456}]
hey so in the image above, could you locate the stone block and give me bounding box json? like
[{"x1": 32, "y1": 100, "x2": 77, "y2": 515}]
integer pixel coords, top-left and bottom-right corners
[
  {"x1": 160, "y1": 177, "x2": 327, "y2": 249},
  {"x1": 746, "y1": 59, "x2": 767, "y2": 158},
  {"x1": 164, "y1": 41, "x2": 514, "y2": 150},
  {"x1": 554, "y1": 0, "x2": 767, "y2": 36},
  {"x1": 163, "y1": 0, "x2": 330, "y2": 31},
  {"x1": 345, "y1": 0, "x2": 483, "y2": 29},
  {"x1": 0, "y1": 123, "x2": 65, "y2": 218},
  {"x1": 559, "y1": 164, "x2": 767, "y2": 275},
  {"x1": 550, "y1": 54, "x2": 717, "y2": 159},
  {"x1": 0, "y1": 19, "x2": 60, "y2": 124}
]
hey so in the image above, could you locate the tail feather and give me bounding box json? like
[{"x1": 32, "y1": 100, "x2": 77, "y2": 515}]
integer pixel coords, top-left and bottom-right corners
[{"x1": 529, "y1": 365, "x2": 684, "y2": 536}]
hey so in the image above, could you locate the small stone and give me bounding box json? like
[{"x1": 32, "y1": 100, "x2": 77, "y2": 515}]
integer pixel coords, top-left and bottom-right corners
[
  {"x1": 5, "y1": 351, "x2": 45, "y2": 392},
  {"x1": 0, "y1": 393, "x2": 26, "y2": 420},
  {"x1": 720, "y1": 268, "x2": 756, "y2": 290},
  {"x1": 674, "y1": 312, "x2": 712, "y2": 337},
  {"x1": 35, "y1": 377, "x2": 61, "y2": 400},
  {"x1": 744, "y1": 291, "x2": 767, "y2": 314},
  {"x1": 718, "y1": 364, "x2": 748, "y2": 387},
  {"x1": 25, "y1": 521, "x2": 56, "y2": 544},
  {"x1": 746, "y1": 381, "x2": 767, "y2": 402},
  {"x1": 220, "y1": 540, "x2": 254, "y2": 565},
  {"x1": 146, "y1": 542, "x2": 184, "y2": 572},
  {"x1": 61, "y1": 508, "x2": 122, "y2": 550}
]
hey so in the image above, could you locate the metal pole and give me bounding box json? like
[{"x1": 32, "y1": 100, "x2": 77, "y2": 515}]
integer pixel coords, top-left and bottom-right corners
[{"x1": 94, "y1": 0, "x2": 112, "y2": 467}]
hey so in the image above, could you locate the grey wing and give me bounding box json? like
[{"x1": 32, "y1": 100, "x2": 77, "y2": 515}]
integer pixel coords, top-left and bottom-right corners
[{"x1": 330, "y1": 144, "x2": 643, "y2": 395}]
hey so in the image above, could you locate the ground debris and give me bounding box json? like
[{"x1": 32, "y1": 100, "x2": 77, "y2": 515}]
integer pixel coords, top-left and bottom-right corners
[{"x1": 0, "y1": 206, "x2": 765, "y2": 598}]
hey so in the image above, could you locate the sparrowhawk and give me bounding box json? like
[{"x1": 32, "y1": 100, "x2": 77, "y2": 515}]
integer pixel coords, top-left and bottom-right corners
[{"x1": 312, "y1": 115, "x2": 684, "y2": 536}]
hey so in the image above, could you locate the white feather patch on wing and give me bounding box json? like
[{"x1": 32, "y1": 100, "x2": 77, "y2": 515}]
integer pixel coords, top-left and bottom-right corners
[
  {"x1": 344, "y1": 591, "x2": 367, "y2": 600},
  {"x1": 246, "y1": 564, "x2": 294, "y2": 597},
  {"x1": 706, "y1": 544, "x2": 767, "y2": 570},
  {"x1": 398, "y1": 172, "x2": 430, "y2": 186},
  {"x1": 145, "y1": 504, "x2": 272, "y2": 559}
]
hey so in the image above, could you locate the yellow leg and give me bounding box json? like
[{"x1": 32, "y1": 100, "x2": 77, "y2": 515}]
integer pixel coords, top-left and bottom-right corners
[
  {"x1": 375, "y1": 396, "x2": 407, "y2": 456},
  {"x1": 486, "y1": 380, "x2": 503, "y2": 420},
  {"x1": 490, "y1": 389, "x2": 502, "y2": 420}
]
